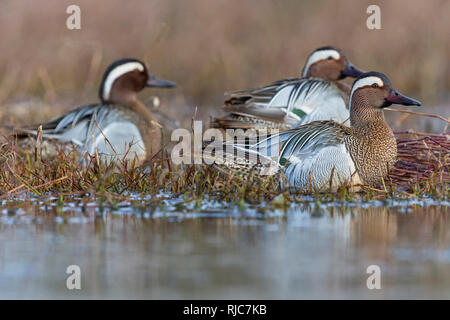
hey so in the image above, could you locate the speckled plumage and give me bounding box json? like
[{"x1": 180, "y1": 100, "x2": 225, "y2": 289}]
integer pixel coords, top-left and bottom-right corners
[{"x1": 344, "y1": 91, "x2": 398, "y2": 187}]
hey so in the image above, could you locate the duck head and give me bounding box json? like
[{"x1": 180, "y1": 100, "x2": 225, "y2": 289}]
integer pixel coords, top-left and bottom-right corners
[
  {"x1": 349, "y1": 71, "x2": 421, "y2": 110},
  {"x1": 301, "y1": 46, "x2": 364, "y2": 81},
  {"x1": 99, "y1": 58, "x2": 176, "y2": 105}
]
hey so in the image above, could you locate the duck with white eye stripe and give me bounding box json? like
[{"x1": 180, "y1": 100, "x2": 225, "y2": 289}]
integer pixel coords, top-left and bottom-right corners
[
  {"x1": 216, "y1": 72, "x2": 421, "y2": 192},
  {"x1": 213, "y1": 46, "x2": 364, "y2": 130},
  {"x1": 15, "y1": 58, "x2": 176, "y2": 164}
]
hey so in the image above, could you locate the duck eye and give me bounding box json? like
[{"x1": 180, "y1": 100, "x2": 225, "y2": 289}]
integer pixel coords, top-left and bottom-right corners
[{"x1": 372, "y1": 83, "x2": 379, "y2": 88}]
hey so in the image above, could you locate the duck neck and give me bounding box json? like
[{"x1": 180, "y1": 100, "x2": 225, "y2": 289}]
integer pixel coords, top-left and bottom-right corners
[
  {"x1": 349, "y1": 92, "x2": 393, "y2": 140},
  {"x1": 109, "y1": 91, "x2": 156, "y2": 121},
  {"x1": 346, "y1": 91, "x2": 398, "y2": 187},
  {"x1": 127, "y1": 99, "x2": 159, "y2": 124},
  {"x1": 333, "y1": 81, "x2": 351, "y2": 105},
  {"x1": 334, "y1": 81, "x2": 351, "y2": 95},
  {"x1": 116, "y1": 97, "x2": 162, "y2": 160}
]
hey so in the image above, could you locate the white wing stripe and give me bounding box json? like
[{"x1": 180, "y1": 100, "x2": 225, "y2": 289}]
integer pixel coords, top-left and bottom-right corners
[
  {"x1": 302, "y1": 49, "x2": 340, "y2": 77},
  {"x1": 103, "y1": 62, "x2": 144, "y2": 101}
]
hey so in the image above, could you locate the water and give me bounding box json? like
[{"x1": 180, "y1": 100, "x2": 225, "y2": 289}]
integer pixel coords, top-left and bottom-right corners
[{"x1": 0, "y1": 196, "x2": 449, "y2": 299}]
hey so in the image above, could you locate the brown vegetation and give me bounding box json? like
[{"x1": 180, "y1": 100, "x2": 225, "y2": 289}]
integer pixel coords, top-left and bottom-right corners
[{"x1": 0, "y1": 0, "x2": 448, "y2": 201}]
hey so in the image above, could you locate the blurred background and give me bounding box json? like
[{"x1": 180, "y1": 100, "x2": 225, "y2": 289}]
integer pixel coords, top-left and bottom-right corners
[
  {"x1": 0, "y1": 1, "x2": 448, "y2": 300},
  {"x1": 0, "y1": 0, "x2": 448, "y2": 133}
]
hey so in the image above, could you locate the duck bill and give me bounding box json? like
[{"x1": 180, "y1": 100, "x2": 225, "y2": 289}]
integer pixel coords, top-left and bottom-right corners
[
  {"x1": 340, "y1": 62, "x2": 365, "y2": 79},
  {"x1": 385, "y1": 89, "x2": 421, "y2": 107},
  {"x1": 146, "y1": 75, "x2": 176, "y2": 88}
]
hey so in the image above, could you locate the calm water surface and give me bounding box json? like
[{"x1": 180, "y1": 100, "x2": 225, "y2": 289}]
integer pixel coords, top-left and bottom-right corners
[{"x1": 0, "y1": 196, "x2": 449, "y2": 299}]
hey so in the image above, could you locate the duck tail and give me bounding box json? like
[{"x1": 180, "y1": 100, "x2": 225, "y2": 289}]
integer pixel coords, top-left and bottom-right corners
[
  {"x1": 0, "y1": 125, "x2": 38, "y2": 139},
  {"x1": 209, "y1": 115, "x2": 262, "y2": 130},
  {"x1": 202, "y1": 129, "x2": 283, "y2": 178}
]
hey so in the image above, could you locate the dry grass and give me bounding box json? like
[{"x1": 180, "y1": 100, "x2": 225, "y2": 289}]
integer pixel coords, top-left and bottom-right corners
[
  {"x1": 0, "y1": 117, "x2": 447, "y2": 205},
  {"x1": 391, "y1": 131, "x2": 449, "y2": 192},
  {"x1": 0, "y1": 137, "x2": 282, "y2": 204}
]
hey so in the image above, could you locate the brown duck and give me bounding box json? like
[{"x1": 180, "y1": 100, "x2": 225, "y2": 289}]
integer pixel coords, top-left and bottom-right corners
[
  {"x1": 15, "y1": 58, "x2": 176, "y2": 164},
  {"x1": 213, "y1": 46, "x2": 364, "y2": 130},
  {"x1": 217, "y1": 72, "x2": 421, "y2": 192}
]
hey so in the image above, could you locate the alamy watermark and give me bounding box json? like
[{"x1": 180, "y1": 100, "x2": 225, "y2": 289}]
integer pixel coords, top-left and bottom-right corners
[
  {"x1": 366, "y1": 5, "x2": 381, "y2": 30},
  {"x1": 66, "y1": 264, "x2": 81, "y2": 290},
  {"x1": 366, "y1": 265, "x2": 381, "y2": 289},
  {"x1": 170, "y1": 121, "x2": 281, "y2": 175},
  {"x1": 66, "y1": 5, "x2": 81, "y2": 30}
]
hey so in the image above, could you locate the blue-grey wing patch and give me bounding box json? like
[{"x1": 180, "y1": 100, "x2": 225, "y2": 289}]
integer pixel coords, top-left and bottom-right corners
[
  {"x1": 223, "y1": 78, "x2": 344, "y2": 124},
  {"x1": 209, "y1": 121, "x2": 359, "y2": 191}
]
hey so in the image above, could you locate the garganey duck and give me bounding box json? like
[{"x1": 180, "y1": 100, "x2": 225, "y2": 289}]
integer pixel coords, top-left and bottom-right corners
[
  {"x1": 15, "y1": 58, "x2": 176, "y2": 164},
  {"x1": 215, "y1": 72, "x2": 421, "y2": 192},
  {"x1": 213, "y1": 46, "x2": 364, "y2": 130}
]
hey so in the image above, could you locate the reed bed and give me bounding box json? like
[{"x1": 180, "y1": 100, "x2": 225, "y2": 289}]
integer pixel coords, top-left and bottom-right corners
[
  {"x1": 386, "y1": 109, "x2": 449, "y2": 195},
  {"x1": 0, "y1": 139, "x2": 282, "y2": 205},
  {"x1": 0, "y1": 111, "x2": 448, "y2": 205},
  {"x1": 391, "y1": 131, "x2": 449, "y2": 191}
]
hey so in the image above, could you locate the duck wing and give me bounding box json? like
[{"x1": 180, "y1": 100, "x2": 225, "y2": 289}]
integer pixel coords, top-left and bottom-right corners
[
  {"x1": 224, "y1": 77, "x2": 300, "y2": 106},
  {"x1": 17, "y1": 104, "x2": 116, "y2": 146},
  {"x1": 215, "y1": 78, "x2": 344, "y2": 129},
  {"x1": 207, "y1": 121, "x2": 357, "y2": 191}
]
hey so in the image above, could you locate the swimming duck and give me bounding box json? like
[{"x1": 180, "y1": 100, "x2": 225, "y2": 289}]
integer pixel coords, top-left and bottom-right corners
[
  {"x1": 214, "y1": 72, "x2": 421, "y2": 192},
  {"x1": 15, "y1": 58, "x2": 176, "y2": 164},
  {"x1": 213, "y1": 46, "x2": 364, "y2": 130}
]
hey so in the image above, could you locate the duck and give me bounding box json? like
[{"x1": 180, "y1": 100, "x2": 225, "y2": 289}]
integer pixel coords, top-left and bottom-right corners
[
  {"x1": 14, "y1": 58, "x2": 176, "y2": 164},
  {"x1": 213, "y1": 72, "x2": 421, "y2": 192},
  {"x1": 212, "y1": 46, "x2": 364, "y2": 130}
]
